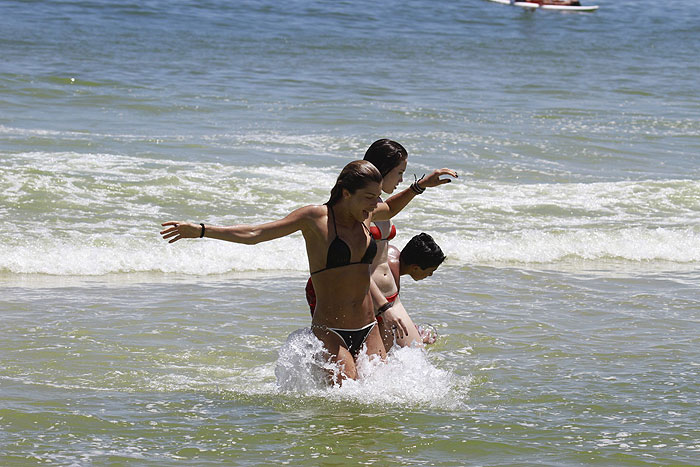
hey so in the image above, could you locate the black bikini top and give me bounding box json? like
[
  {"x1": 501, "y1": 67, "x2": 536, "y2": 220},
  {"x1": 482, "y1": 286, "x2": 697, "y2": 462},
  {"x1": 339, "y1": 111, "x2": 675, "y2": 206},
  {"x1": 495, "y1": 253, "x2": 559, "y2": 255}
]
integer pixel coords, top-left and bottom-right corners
[{"x1": 310, "y1": 205, "x2": 377, "y2": 275}]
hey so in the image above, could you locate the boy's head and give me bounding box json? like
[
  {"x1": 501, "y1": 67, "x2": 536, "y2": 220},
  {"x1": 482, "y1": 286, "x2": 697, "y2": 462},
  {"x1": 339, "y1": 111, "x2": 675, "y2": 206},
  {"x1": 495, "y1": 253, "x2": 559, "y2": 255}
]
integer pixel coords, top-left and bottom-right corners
[{"x1": 400, "y1": 233, "x2": 446, "y2": 281}]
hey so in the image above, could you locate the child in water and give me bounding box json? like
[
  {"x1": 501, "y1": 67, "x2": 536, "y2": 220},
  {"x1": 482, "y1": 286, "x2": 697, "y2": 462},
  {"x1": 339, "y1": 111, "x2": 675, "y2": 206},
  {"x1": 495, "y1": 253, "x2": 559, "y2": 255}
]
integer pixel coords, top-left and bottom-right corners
[{"x1": 379, "y1": 232, "x2": 445, "y2": 350}]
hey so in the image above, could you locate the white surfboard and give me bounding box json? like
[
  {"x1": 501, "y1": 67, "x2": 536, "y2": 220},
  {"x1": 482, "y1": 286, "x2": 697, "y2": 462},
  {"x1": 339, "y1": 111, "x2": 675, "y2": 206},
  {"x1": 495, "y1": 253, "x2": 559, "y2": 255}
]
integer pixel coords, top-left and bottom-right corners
[
  {"x1": 540, "y1": 4, "x2": 599, "y2": 11},
  {"x1": 513, "y1": 2, "x2": 541, "y2": 8},
  {"x1": 486, "y1": 0, "x2": 514, "y2": 5}
]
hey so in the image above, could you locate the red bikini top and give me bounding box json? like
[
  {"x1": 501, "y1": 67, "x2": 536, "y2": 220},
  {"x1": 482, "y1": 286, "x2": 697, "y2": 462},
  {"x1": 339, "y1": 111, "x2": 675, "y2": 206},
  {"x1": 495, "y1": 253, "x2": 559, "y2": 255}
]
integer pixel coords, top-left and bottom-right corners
[{"x1": 369, "y1": 221, "x2": 396, "y2": 241}]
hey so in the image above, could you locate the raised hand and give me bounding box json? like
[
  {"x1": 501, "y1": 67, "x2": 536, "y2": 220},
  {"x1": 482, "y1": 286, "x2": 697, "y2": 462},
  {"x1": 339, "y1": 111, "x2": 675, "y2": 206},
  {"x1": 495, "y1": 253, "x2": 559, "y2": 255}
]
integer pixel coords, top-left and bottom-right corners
[{"x1": 417, "y1": 168, "x2": 458, "y2": 189}]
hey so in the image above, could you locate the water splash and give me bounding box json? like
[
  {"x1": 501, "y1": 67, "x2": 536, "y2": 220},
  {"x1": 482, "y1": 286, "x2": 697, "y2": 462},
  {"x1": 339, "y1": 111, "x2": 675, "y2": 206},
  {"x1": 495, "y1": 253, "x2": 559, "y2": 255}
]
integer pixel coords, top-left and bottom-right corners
[{"x1": 274, "y1": 328, "x2": 469, "y2": 409}]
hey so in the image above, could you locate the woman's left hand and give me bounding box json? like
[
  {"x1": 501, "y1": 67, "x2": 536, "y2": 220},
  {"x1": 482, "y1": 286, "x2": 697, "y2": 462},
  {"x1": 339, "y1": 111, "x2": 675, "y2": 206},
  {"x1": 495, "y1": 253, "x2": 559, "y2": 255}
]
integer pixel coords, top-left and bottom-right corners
[{"x1": 417, "y1": 168, "x2": 458, "y2": 189}]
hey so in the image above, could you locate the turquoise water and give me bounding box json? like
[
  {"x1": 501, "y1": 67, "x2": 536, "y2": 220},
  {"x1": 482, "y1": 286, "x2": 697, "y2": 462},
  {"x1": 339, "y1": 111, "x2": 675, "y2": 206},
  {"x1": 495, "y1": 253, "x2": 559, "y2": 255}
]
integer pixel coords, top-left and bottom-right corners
[{"x1": 1, "y1": 0, "x2": 699, "y2": 465}]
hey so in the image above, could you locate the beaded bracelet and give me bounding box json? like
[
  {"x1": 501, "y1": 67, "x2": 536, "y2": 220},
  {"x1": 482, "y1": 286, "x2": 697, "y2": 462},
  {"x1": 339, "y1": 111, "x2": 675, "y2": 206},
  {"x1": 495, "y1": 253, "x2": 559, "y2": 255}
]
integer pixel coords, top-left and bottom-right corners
[{"x1": 410, "y1": 174, "x2": 426, "y2": 195}]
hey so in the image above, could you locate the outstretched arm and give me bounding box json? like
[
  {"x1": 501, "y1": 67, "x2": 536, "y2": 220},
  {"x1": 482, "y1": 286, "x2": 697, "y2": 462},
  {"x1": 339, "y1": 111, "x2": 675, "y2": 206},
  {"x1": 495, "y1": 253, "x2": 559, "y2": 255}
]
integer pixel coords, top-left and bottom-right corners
[
  {"x1": 160, "y1": 205, "x2": 315, "y2": 245},
  {"x1": 372, "y1": 168, "x2": 457, "y2": 221}
]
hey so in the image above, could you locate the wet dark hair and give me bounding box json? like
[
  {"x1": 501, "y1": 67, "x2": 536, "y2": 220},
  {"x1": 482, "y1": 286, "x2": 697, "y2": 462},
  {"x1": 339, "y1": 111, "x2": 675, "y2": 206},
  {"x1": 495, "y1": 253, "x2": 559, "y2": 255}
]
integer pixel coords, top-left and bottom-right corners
[
  {"x1": 327, "y1": 160, "x2": 383, "y2": 206},
  {"x1": 400, "y1": 233, "x2": 446, "y2": 270},
  {"x1": 363, "y1": 139, "x2": 408, "y2": 178}
]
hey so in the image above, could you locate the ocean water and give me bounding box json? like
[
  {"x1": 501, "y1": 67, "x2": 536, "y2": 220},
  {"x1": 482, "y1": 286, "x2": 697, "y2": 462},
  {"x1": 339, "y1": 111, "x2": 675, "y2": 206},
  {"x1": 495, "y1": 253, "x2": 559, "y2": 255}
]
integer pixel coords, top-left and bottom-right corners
[{"x1": 1, "y1": 0, "x2": 699, "y2": 465}]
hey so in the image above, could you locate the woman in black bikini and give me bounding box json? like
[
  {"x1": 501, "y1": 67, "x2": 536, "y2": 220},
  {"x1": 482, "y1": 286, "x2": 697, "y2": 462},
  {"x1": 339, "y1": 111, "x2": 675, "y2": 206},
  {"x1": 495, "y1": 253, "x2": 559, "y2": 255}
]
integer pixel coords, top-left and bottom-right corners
[{"x1": 162, "y1": 161, "x2": 397, "y2": 383}]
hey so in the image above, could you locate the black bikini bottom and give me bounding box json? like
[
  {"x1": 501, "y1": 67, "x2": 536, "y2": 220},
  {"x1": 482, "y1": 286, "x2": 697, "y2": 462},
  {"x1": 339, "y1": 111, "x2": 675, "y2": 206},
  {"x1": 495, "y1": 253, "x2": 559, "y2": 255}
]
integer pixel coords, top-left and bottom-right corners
[{"x1": 314, "y1": 321, "x2": 377, "y2": 356}]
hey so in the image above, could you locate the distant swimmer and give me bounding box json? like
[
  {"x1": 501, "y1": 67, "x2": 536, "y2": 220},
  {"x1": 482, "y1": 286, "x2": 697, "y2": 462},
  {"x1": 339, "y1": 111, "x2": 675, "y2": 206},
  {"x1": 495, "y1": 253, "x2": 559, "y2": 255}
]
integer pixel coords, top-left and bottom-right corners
[{"x1": 161, "y1": 159, "x2": 455, "y2": 386}]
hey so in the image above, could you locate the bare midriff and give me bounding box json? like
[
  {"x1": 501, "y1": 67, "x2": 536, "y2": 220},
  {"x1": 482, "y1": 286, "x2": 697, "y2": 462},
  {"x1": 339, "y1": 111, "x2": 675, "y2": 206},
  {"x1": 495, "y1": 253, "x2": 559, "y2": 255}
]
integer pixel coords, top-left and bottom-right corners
[
  {"x1": 370, "y1": 239, "x2": 399, "y2": 296},
  {"x1": 310, "y1": 264, "x2": 375, "y2": 328}
]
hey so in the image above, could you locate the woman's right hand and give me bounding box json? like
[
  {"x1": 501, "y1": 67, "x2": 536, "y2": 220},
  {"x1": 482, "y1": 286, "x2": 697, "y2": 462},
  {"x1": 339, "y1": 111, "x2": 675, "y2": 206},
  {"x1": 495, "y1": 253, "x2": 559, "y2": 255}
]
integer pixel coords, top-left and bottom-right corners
[
  {"x1": 381, "y1": 307, "x2": 409, "y2": 339},
  {"x1": 160, "y1": 221, "x2": 201, "y2": 243},
  {"x1": 417, "y1": 168, "x2": 458, "y2": 189}
]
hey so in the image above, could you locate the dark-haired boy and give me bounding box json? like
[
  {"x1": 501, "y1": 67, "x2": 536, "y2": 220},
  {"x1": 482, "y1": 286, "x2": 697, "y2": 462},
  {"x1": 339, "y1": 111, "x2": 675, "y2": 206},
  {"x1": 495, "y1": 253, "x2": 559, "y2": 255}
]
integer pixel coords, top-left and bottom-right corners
[{"x1": 376, "y1": 232, "x2": 445, "y2": 351}]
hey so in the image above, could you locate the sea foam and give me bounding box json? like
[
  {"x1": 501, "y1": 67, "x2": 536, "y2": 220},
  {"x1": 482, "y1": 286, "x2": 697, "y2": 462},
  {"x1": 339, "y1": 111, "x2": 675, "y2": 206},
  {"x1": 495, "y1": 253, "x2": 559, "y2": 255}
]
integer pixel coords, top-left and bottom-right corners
[
  {"x1": 2, "y1": 151, "x2": 698, "y2": 275},
  {"x1": 274, "y1": 328, "x2": 468, "y2": 409}
]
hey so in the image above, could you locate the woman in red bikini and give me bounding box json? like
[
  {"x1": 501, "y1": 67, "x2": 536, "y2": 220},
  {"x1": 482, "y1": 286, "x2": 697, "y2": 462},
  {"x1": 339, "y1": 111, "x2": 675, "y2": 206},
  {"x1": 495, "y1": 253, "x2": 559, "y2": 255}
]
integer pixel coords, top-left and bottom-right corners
[{"x1": 363, "y1": 139, "x2": 454, "y2": 351}]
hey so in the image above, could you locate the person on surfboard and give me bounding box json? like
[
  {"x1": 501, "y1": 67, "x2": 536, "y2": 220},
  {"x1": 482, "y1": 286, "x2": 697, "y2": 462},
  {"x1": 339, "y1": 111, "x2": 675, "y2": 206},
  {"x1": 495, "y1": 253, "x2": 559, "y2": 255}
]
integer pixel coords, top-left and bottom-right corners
[{"x1": 516, "y1": 0, "x2": 582, "y2": 5}]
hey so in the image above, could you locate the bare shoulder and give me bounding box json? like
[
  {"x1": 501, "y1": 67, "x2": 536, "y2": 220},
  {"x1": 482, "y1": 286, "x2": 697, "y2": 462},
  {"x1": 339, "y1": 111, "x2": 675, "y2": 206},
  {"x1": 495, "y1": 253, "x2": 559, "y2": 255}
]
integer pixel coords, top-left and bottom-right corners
[
  {"x1": 283, "y1": 204, "x2": 321, "y2": 218},
  {"x1": 295, "y1": 204, "x2": 327, "y2": 223},
  {"x1": 303, "y1": 204, "x2": 327, "y2": 216},
  {"x1": 370, "y1": 201, "x2": 391, "y2": 221},
  {"x1": 291, "y1": 204, "x2": 328, "y2": 236}
]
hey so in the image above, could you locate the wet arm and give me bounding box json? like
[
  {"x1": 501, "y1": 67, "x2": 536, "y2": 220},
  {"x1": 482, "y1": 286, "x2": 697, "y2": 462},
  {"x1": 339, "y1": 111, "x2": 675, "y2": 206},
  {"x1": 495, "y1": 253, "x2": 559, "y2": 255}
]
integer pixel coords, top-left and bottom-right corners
[
  {"x1": 160, "y1": 206, "x2": 313, "y2": 244},
  {"x1": 372, "y1": 168, "x2": 458, "y2": 221},
  {"x1": 369, "y1": 277, "x2": 390, "y2": 311},
  {"x1": 371, "y1": 187, "x2": 419, "y2": 222}
]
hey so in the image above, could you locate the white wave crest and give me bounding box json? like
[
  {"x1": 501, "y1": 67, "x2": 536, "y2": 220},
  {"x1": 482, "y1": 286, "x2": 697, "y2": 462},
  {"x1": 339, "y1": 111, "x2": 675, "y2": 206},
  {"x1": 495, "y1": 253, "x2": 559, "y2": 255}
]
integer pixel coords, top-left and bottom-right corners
[
  {"x1": 441, "y1": 227, "x2": 700, "y2": 265},
  {"x1": 1, "y1": 226, "x2": 698, "y2": 276},
  {"x1": 0, "y1": 235, "x2": 308, "y2": 275}
]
